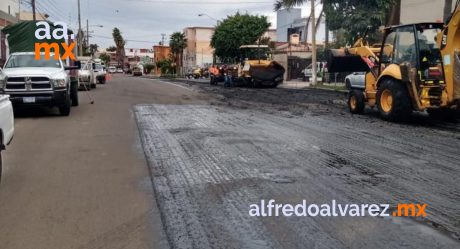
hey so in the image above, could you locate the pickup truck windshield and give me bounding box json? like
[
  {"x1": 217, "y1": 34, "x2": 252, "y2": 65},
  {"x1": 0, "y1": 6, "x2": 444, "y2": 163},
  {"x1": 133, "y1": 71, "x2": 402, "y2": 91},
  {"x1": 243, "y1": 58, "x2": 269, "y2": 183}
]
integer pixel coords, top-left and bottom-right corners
[{"x1": 4, "y1": 54, "x2": 62, "y2": 68}]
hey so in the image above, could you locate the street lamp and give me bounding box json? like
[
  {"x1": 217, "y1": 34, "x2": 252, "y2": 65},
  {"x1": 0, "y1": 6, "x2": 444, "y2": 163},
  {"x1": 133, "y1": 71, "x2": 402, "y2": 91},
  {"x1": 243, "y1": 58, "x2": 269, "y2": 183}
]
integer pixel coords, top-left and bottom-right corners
[
  {"x1": 86, "y1": 20, "x2": 103, "y2": 55},
  {"x1": 198, "y1": 13, "x2": 220, "y2": 25}
]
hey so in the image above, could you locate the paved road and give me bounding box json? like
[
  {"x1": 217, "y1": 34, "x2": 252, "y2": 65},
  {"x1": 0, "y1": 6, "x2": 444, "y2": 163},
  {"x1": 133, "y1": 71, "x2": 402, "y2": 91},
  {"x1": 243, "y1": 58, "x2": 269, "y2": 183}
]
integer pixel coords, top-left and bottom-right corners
[
  {"x1": 1, "y1": 75, "x2": 459, "y2": 249},
  {"x1": 0, "y1": 75, "x2": 208, "y2": 249},
  {"x1": 135, "y1": 79, "x2": 460, "y2": 249}
]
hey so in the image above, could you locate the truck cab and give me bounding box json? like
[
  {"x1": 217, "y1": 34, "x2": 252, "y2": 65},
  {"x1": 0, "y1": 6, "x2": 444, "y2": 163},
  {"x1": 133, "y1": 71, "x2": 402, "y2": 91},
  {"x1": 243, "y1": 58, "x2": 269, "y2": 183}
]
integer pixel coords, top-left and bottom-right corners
[{"x1": 0, "y1": 52, "x2": 80, "y2": 116}]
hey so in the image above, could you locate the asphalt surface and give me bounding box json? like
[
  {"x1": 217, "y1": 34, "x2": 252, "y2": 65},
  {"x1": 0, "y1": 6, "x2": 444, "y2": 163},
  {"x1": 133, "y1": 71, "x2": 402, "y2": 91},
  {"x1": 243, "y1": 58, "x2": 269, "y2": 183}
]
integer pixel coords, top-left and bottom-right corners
[
  {"x1": 1, "y1": 75, "x2": 459, "y2": 249},
  {"x1": 0, "y1": 75, "x2": 209, "y2": 249},
  {"x1": 135, "y1": 78, "x2": 460, "y2": 249}
]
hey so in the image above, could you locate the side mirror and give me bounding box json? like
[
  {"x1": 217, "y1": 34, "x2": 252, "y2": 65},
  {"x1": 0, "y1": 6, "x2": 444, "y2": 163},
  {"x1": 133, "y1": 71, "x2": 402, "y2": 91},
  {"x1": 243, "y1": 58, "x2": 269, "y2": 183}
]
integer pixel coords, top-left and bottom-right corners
[
  {"x1": 92, "y1": 63, "x2": 96, "y2": 70},
  {"x1": 64, "y1": 61, "x2": 81, "y2": 70}
]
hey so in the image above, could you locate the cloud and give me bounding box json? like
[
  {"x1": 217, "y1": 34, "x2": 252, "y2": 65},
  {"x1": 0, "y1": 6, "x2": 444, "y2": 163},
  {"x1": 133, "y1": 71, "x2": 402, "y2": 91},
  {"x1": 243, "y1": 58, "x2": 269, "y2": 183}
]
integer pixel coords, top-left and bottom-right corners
[{"x1": 30, "y1": 0, "x2": 315, "y2": 48}]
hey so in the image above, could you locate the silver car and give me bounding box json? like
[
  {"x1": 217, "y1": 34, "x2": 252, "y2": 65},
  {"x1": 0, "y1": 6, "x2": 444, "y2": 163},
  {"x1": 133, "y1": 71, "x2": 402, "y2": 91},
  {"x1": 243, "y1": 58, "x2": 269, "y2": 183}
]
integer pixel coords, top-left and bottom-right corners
[{"x1": 345, "y1": 72, "x2": 365, "y2": 89}]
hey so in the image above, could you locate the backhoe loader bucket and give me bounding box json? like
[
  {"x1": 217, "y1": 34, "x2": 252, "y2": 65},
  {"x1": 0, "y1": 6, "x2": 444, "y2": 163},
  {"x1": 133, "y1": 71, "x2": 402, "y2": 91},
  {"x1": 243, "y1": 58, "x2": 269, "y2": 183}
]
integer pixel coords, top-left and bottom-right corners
[
  {"x1": 454, "y1": 51, "x2": 460, "y2": 100},
  {"x1": 249, "y1": 61, "x2": 285, "y2": 82},
  {"x1": 327, "y1": 49, "x2": 371, "y2": 73}
]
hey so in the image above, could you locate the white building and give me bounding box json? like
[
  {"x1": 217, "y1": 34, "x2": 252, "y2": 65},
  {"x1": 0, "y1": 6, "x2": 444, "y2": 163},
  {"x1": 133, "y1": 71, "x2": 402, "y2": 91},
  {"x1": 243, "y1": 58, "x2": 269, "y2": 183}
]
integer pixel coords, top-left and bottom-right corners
[
  {"x1": 276, "y1": 8, "x2": 329, "y2": 44},
  {"x1": 277, "y1": 8, "x2": 302, "y2": 42},
  {"x1": 124, "y1": 48, "x2": 154, "y2": 65},
  {"x1": 400, "y1": 0, "x2": 457, "y2": 24}
]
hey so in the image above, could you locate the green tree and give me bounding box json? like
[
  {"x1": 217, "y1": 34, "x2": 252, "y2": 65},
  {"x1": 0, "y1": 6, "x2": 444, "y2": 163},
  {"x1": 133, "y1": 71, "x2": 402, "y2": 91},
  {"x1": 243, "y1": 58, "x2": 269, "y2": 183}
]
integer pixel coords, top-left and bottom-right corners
[
  {"x1": 106, "y1": 46, "x2": 117, "y2": 52},
  {"x1": 169, "y1": 32, "x2": 187, "y2": 75},
  {"x1": 89, "y1": 44, "x2": 98, "y2": 56},
  {"x1": 99, "y1": 53, "x2": 111, "y2": 65},
  {"x1": 112, "y1": 28, "x2": 126, "y2": 67},
  {"x1": 156, "y1": 59, "x2": 174, "y2": 75},
  {"x1": 144, "y1": 64, "x2": 155, "y2": 74},
  {"x1": 211, "y1": 13, "x2": 270, "y2": 61},
  {"x1": 275, "y1": 0, "x2": 396, "y2": 46},
  {"x1": 322, "y1": 0, "x2": 394, "y2": 45}
]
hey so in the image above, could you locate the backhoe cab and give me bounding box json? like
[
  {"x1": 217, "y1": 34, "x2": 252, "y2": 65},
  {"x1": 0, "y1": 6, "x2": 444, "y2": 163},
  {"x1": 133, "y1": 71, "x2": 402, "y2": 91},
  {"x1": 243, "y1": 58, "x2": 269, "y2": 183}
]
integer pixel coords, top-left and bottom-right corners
[{"x1": 328, "y1": 16, "x2": 460, "y2": 121}]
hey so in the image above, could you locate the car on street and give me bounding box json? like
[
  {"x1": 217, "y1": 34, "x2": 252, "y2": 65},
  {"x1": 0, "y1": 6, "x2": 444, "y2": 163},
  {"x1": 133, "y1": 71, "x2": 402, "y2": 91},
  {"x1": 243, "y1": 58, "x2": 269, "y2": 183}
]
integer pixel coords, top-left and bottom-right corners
[
  {"x1": 0, "y1": 94, "x2": 15, "y2": 182},
  {"x1": 0, "y1": 52, "x2": 80, "y2": 116},
  {"x1": 78, "y1": 59, "x2": 95, "y2": 90},
  {"x1": 108, "y1": 66, "x2": 117, "y2": 74},
  {"x1": 344, "y1": 72, "x2": 365, "y2": 89},
  {"x1": 92, "y1": 59, "x2": 106, "y2": 84},
  {"x1": 133, "y1": 67, "x2": 143, "y2": 76},
  {"x1": 116, "y1": 68, "x2": 123, "y2": 73}
]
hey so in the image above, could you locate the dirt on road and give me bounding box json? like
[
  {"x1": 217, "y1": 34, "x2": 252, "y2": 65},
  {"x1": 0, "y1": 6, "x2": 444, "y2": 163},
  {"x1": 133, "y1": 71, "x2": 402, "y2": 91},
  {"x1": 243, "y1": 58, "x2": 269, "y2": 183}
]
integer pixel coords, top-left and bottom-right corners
[{"x1": 135, "y1": 78, "x2": 460, "y2": 249}]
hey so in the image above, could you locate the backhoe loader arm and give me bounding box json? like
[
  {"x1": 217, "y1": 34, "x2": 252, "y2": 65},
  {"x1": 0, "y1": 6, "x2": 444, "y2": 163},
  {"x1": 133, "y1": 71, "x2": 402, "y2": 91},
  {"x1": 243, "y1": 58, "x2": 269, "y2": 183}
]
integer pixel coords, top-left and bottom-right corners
[{"x1": 438, "y1": 1, "x2": 460, "y2": 101}]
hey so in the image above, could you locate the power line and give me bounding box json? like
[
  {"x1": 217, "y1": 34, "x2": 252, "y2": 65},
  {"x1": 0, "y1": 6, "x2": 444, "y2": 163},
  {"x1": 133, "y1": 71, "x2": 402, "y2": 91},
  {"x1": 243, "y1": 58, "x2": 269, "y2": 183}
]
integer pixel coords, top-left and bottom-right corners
[
  {"x1": 92, "y1": 34, "x2": 161, "y2": 44},
  {"x1": 124, "y1": 0, "x2": 272, "y2": 4}
]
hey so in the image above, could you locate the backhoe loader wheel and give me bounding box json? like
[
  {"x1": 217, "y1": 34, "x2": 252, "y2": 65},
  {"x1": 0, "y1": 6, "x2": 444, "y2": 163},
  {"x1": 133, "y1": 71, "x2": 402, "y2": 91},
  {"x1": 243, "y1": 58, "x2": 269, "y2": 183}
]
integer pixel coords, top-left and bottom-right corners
[
  {"x1": 348, "y1": 90, "x2": 365, "y2": 114},
  {"x1": 377, "y1": 79, "x2": 412, "y2": 122}
]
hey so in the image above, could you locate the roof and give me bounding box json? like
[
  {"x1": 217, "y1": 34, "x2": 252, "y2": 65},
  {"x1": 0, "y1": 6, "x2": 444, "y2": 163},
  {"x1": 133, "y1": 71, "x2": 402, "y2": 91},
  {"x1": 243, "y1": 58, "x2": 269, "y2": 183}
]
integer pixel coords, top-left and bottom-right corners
[
  {"x1": 385, "y1": 22, "x2": 444, "y2": 31},
  {"x1": 239, "y1": 45, "x2": 270, "y2": 49}
]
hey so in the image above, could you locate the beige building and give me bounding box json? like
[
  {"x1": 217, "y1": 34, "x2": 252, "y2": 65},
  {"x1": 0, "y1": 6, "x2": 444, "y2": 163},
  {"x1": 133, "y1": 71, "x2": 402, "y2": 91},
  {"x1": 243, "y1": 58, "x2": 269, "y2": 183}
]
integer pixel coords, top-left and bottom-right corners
[
  {"x1": 183, "y1": 27, "x2": 215, "y2": 70},
  {"x1": 401, "y1": 0, "x2": 457, "y2": 24},
  {"x1": 182, "y1": 27, "x2": 278, "y2": 70},
  {"x1": 18, "y1": 11, "x2": 48, "y2": 21}
]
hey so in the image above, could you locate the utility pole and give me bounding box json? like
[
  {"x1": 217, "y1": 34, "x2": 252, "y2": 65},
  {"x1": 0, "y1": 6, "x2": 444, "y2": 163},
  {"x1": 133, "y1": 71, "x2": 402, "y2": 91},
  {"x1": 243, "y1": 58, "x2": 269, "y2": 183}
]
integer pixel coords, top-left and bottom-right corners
[
  {"x1": 311, "y1": 0, "x2": 317, "y2": 85},
  {"x1": 86, "y1": 19, "x2": 89, "y2": 54},
  {"x1": 77, "y1": 0, "x2": 83, "y2": 56},
  {"x1": 31, "y1": 0, "x2": 36, "y2": 21},
  {"x1": 161, "y1": 33, "x2": 166, "y2": 46}
]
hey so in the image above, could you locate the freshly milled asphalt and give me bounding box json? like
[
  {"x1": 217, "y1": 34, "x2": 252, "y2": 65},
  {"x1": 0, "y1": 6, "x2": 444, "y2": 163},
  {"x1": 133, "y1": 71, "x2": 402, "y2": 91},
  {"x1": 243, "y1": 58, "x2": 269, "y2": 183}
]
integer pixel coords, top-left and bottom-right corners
[
  {"x1": 1, "y1": 75, "x2": 459, "y2": 249},
  {"x1": 0, "y1": 75, "x2": 209, "y2": 249}
]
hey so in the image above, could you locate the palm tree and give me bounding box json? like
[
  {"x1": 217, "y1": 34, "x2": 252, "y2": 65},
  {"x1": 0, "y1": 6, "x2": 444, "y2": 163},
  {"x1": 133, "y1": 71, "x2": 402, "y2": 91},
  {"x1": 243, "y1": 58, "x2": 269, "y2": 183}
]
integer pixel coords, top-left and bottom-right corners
[
  {"x1": 169, "y1": 32, "x2": 187, "y2": 75},
  {"x1": 112, "y1": 28, "x2": 126, "y2": 68},
  {"x1": 89, "y1": 44, "x2": 99, "y2": 56}
]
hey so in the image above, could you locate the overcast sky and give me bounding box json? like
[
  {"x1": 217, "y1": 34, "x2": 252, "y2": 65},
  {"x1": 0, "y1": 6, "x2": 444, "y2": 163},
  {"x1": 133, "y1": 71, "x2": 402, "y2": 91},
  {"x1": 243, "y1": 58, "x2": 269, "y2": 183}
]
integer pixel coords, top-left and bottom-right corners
[{"x1": 22, "y1": 0, "x2": 315, "y2": 48}]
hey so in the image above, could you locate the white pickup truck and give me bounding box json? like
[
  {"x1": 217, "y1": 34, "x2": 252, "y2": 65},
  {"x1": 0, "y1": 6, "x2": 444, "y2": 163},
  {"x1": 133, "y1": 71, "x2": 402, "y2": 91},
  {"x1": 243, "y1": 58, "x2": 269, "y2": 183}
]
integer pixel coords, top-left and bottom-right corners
[{"x1": 0, "y1": 94, "x2": 14, "y2": 182}]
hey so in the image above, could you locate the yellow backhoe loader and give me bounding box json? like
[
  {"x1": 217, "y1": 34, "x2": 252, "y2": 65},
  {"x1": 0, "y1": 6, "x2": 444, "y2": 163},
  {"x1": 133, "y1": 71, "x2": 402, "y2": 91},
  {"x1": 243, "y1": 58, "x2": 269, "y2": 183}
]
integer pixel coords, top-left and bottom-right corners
[{"x1": 328, "y1": 2, "x2": 460, "y2": 121}]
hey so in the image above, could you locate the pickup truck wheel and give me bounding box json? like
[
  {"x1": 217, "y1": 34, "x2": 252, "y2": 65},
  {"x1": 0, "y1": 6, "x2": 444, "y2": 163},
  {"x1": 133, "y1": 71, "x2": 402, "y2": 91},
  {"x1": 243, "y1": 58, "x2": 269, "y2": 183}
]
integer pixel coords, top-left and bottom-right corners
[
  {"x1": 71, "y1": 82, "x2": 79, "y2": 107},
  {"x1": 377, "y1": 79, "x2": 412, "y2": 122},
  {"x1": 59, "y1": 94, "x2": 71, "y2": 116},
  {"x1": 348, "y1": 90, "x2": 365, "y2": 114}
]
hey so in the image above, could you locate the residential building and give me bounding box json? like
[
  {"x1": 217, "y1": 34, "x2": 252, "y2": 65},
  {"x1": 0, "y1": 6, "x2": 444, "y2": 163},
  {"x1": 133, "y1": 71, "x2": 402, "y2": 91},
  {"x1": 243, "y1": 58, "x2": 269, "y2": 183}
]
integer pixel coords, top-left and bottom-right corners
[
  {"x1": 276, "y1": 8, "x2": 329, "y2": 44},
  {"x1": 183, "y1": 27, "x2": 215, "y2": 70},
  {"x1": 182, "y1": 27, "x2": 277, "y2": 71},
  {"x1": 400, "y1": 0, "x2": 457, "y2": 24},
  {"x1": 277, "y1": 8, "x2": 302, "y2": 42},
  {"x1": 125, "y1": 48, "x2": 154, "y2": 68},
  {"x1": 18, "y1": 11, "x2": 48, "y2": 21},
  {"x1": 0, "y1": 0, "x2": 19, "y2": 65},
  {"x1": 153, "y1": 45, "x2": 171, "y2": 75}
]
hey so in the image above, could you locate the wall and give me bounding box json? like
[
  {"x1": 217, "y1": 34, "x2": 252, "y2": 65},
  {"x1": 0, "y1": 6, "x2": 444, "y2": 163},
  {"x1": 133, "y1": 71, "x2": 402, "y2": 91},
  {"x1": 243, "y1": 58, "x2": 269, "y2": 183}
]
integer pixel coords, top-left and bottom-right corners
[
  {"x1": 400, "y1": 0, "x2": 457, "y2": 24},
  {"x1": 0, "y1": 0, "x2": 19, "y2": 17},
  {"x1": 276, "y1": 8, "x2": 302, "y2": 42},
  {"x1": 183, "y1": 27, "x2": 215, "y2": 70}
]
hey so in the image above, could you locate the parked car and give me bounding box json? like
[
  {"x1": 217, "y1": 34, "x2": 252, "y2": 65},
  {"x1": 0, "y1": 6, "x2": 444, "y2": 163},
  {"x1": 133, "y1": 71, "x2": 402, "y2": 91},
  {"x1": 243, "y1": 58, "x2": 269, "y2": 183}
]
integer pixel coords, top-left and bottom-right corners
[
  {"x1": 116, "y1": 68, "x2": 123, "y2": 73},
  {"x1": 0, "y1": 94, "x2": 14, "y2": 182},
  {"x1": 133, "y1": 67, "x2": 142, "y2": 76},
  {"x1": 345, "y1": 72, "x2": 365, "y2": 89},
  {"x1": 78, "y1": 59, "x2": 94, "y2": 90},
  {"x1": 108, "y1": 66, "x2": 117, "y2": 74},
  {"x1": 0, "y1": 52, "x2": 80, "y2": 116},
  {"x1": 92, "y1": 59, "x2": 106, "y2": 84},
  {"x1": 301, "y1": 62, "x2": 326, "y2": 81}
]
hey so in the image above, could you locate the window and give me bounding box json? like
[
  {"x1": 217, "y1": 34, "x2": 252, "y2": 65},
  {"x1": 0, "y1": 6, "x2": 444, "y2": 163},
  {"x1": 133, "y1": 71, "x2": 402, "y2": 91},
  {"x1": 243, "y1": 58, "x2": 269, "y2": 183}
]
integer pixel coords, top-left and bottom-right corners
[{"x1": 393, "y1": 26, "x2": 417, "y2": 65}]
